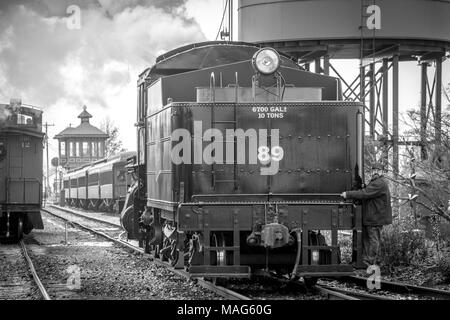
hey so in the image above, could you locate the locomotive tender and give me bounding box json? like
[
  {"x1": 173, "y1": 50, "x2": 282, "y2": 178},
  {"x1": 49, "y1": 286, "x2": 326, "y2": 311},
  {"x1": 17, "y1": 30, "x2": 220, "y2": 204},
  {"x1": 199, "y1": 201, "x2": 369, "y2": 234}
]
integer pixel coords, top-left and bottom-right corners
[
  {"x1": 121, "y1": 42, "x2": 365, "y2": 281},
  {"x1": 0, "y1": 101, "x2": 44, "y2": 242},
  {"x1": 63, "y1": 151, "x2": 136, "y2": 212}
]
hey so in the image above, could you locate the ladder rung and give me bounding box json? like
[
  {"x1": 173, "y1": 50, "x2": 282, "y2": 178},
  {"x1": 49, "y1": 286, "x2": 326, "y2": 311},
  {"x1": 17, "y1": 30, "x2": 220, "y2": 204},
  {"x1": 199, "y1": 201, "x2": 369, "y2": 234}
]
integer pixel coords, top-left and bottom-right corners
[
  {"x1": 214, "y1": 180, "x2": 237, "y2": 183},
  {"x1": 212, "y1": 120, "x2": 237, "y2": 124},
  {"x1": 204, "y1": 246, "x2": 239, "y2": 251}
]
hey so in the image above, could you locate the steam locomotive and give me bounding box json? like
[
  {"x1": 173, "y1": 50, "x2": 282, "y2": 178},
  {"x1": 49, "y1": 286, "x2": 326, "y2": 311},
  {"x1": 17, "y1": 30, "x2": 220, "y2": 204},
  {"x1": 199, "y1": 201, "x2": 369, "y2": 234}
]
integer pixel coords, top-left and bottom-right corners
[
  {"x1": 121, "y1": 42, "x2": 365, "y2": 283},
  {"x1": 0, "y1": 101, "x2": 44, "y2": 242}
]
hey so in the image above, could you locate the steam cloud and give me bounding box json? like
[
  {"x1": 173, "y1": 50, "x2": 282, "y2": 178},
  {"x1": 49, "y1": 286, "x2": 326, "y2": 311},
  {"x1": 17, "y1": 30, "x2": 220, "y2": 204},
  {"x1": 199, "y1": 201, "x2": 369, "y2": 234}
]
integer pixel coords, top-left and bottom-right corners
[
  {"x1": 0, "y1": 0, "x2": 207, "y2": 150},
  {"x1": 0, "y1": 0, "x2": 205, "y2": 108}
]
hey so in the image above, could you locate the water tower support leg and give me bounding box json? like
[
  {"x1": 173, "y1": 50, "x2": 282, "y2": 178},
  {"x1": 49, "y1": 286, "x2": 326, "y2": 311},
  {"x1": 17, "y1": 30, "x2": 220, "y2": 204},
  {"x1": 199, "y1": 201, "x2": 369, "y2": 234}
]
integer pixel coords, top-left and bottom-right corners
[
  {"x1": 323, "y1": 56, "x2": 330, "y2": 76},
  {"x1": 360, "y1": 65, "x2": 366, "y2": 102},
  {"x1": 392, "y1": 54, "x2": 399, "y2": 215},
  {"x1": 435, "y1": 58, "x2": 442, "y2": 145},
  {"x1": 382, "y1": 58, "x2": 389, "y2": 166},
  {"x1": 315, "y1": 58, "x2": 321, "y2": 74},
  {"x1": 420, "y1": 63, "x2": 428, "y2": 160},
  {"x1": 369, "y1": 63, "x2": 375, "y2": 138}
]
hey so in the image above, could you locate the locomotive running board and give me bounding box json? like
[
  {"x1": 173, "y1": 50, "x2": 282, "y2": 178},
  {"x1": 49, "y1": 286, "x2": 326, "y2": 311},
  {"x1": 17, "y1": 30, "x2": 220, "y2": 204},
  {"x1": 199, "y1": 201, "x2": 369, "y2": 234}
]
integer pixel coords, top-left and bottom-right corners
[{"x1": 188, "y1": 266, "x2": 251, "y2": 278}]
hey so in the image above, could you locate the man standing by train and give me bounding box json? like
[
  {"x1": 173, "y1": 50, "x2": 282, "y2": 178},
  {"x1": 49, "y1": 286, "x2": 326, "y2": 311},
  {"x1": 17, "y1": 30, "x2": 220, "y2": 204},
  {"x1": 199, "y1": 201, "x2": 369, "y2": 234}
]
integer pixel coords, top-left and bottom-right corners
[{"x1": 340, "y1": 163, "x2": 392, "y2": 267}]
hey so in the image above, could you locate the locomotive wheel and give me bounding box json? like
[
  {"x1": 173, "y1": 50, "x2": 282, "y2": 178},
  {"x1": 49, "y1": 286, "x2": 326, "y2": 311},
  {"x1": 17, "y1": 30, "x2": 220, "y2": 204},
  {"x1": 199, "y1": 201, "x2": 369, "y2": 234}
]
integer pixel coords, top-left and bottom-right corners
[{"x1": 120, "y1": 206, "x2": 135, "y2": 235}]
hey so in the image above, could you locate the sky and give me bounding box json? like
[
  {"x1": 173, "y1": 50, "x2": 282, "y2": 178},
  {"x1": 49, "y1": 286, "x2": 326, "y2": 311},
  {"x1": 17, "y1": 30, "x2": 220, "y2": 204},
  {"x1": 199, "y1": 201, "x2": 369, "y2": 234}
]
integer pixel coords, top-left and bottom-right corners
[{"x1": 0, "y1": 0, "x2": 449, "y2": 162}]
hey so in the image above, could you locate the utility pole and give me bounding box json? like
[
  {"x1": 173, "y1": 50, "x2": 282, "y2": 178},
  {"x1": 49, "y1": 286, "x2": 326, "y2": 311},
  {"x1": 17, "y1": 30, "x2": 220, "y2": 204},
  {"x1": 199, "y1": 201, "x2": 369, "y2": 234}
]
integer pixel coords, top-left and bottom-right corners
[
  {"x1": 44, "y1": 122, "x2": 54, "y2": 205},
  {"x1": 229, "y1": 0, "x2": 233, "y2": 41}
]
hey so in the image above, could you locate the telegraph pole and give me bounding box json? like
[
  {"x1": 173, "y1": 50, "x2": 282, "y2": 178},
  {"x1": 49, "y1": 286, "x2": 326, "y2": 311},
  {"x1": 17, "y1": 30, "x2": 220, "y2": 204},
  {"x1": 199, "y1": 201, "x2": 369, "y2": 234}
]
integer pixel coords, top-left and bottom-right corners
[{"x1": 44, "y1": 122, "x2": 54, "y2": 205}]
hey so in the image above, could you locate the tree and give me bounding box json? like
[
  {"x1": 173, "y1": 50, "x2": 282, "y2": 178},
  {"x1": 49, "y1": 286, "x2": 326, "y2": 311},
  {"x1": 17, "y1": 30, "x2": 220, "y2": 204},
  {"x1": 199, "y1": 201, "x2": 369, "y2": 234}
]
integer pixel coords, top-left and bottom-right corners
[
  {"x1": 100, "y1": 118, "x2": 126, "y2": 157},
  {"x1": 389, "y1": 109, "x2": 450, "y2": 223}
]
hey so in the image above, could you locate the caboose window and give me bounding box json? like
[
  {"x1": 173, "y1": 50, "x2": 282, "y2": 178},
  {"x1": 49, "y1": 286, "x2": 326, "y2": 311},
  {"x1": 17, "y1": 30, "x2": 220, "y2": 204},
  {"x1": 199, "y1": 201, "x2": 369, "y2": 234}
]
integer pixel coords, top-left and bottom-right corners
[{"x1": 22, "y1": 136, "x2": 31, "y2": 148}]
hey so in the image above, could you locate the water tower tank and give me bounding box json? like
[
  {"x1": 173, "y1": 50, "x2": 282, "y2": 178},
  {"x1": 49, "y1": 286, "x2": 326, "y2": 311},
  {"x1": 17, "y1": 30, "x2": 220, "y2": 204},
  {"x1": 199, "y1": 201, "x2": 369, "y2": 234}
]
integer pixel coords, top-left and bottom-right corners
[{"x1": 238, "y1": 0, "x2": 450, "y2": 59}]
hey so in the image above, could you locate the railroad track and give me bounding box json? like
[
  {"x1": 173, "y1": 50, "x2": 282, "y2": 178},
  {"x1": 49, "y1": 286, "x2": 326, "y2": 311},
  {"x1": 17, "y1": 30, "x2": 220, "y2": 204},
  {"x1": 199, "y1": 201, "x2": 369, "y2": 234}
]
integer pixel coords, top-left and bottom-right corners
[
  {"x1": 42, "y1": 206, "x2": 250, "y2": 300},
  {"x1": 315, "y1": 284, "x2": 394, "y2": 300},
  {"x1": 49, "y1": 205, "x2": 121, "y2": 228},
  {"x1": 44, "y1": 206, "x2": 450, "y2": 301},
  {"x1": 341, "y1": 275, "x2": 450, "y2": 300},
  {"x1": 19, "y1": 240, "x2": 51, "y2": 300},
  {"x1": 0, "y1": 241, "x2": 50, "y2": 300}
]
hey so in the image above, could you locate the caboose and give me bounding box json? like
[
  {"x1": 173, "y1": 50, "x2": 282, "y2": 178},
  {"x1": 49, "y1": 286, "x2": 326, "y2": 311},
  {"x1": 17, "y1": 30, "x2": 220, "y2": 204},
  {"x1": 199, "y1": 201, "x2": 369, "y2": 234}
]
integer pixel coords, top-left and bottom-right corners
[
  {"x1": 0, "y1": 100, "x2": 44, "y2": 242},
  {"x1": 121, "y1": 42, "x2": 365, "y2": 283}
]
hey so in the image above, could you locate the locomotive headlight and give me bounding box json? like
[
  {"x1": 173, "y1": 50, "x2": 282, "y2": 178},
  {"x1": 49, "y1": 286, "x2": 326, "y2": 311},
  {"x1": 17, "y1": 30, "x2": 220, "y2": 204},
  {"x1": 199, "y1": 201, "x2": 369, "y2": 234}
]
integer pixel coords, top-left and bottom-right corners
[{"x1": 252, "y1": 48, "x2": 281, "y2": 75}]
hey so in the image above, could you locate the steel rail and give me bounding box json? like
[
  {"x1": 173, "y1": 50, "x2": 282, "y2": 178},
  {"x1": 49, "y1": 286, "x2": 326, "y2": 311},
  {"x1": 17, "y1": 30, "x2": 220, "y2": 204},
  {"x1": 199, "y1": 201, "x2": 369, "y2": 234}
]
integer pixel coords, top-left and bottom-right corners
[
  {"x1": 19, "y1": 240, "x2": 51, "y2": 300},
  {"x1": 316, "y1": 284, "x2": 394, "y2": 300},
  {"x1": 314, "y1": 284, "x2": 359, "y2": 300},
  {"x1": 49, "y1": 205, "x2": 121, "y2": 228},
  {"x1": 344, "y1": 275, "x2": 450, "y2": 300},
  {"x1": 41, "y1": 208, "x2": 250, "y2": 301}
]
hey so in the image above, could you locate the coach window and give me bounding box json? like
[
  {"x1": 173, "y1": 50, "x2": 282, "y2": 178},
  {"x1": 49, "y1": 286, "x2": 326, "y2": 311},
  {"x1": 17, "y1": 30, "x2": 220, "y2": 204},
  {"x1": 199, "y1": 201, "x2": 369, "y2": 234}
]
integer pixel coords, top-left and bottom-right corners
[
  {"x1": 99, "y1": 171, "x2": 113, "y2": 185},
  {"x1": 60, "y1": 141, "x2": 66, "y2": 157}
]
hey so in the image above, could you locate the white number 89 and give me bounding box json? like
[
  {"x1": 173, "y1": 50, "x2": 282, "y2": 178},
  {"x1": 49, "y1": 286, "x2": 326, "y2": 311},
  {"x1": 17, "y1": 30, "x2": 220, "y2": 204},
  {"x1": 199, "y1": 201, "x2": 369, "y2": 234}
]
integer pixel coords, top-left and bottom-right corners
[{"x1": 258, "y1": 146, "x2": 284, "y2": 164}]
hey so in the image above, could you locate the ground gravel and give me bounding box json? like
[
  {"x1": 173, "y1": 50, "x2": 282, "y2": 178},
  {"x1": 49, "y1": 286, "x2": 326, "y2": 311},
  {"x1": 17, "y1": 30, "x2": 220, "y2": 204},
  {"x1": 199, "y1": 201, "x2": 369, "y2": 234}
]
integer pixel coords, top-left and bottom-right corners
[{"x1": 23, "y1": 212, "x2": 223, "y2": 300}]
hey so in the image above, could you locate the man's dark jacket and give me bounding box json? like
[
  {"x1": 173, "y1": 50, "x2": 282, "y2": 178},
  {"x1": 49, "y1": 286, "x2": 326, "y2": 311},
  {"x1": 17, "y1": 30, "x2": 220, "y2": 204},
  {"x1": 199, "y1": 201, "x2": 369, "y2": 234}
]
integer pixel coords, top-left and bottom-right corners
[{"x1": 346, "y1": 175, "x2": 392, "y2": 226}]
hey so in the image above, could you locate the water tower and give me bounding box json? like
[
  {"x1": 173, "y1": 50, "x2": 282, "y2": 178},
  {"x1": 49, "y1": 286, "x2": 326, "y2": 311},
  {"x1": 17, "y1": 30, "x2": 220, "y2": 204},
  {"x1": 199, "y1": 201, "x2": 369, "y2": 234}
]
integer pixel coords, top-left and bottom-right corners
[{"x1": 238, "y1": 0, "x2": 450, "y2": 179}]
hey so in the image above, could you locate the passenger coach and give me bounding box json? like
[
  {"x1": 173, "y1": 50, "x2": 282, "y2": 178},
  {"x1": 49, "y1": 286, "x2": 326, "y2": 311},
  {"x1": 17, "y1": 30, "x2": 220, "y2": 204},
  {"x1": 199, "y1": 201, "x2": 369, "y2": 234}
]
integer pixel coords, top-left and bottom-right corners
[{"x1": 63, "y1": 151, "x2": 135, "y2": 212}]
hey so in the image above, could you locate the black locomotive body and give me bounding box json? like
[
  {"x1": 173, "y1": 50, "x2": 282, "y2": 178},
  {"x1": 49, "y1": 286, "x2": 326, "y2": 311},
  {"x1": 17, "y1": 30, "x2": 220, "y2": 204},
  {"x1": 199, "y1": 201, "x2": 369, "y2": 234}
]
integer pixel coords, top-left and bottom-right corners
[
  {"x1": 122, "y1": 42, "x2": 365, "y2": 280},
  {"x1": 0, "y1": 101, "x2": 44, "y2": 242}
]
